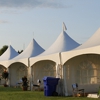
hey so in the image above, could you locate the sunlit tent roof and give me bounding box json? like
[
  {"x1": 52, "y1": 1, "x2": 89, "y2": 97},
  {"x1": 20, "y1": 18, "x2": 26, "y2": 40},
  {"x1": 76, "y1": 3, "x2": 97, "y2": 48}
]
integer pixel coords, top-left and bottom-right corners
[
  {"x1": 13, "y1": 38, "x2": 45, "y2": 60},
  {"x1": 61, "y1": 28, "x2": 100, "y2": 65},
  {"x1": 39, "y1": 23, "x2": 80, "y2": 56},
  {"x1": 0, "y1": 45, "x2": 19, "y2": 61},
  {"x1": 75, "y1": 28, "x2": 100, "y2": 50}
]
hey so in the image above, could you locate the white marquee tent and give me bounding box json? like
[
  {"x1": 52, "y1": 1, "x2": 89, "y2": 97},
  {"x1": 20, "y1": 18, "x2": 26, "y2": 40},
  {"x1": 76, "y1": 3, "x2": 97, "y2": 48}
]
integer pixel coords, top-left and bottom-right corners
[
  {"x1": 8, "y1": 39, "x2": 45, "y2": 86},
  {"x1": 1, "y1": 23, "x2": 100, "y2": 95},
  {"x1": 30, "y1": 23, "x2": 80, "y2": 93},
  {"x1": 0, "y1": 45, "x2": 19, "y2": 84},
  {"x1": 61, "y1": 28, "x2": 100, "y2": 96},
  {"x1": 39, "y1": 29, "x2": 80, "y2": 56}
]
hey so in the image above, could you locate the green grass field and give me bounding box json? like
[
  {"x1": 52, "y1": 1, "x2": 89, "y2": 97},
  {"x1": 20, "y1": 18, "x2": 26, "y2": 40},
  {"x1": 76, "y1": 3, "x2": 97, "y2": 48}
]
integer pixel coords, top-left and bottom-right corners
[{"x1": 0, "y1": 86, "x2": 97, "y2": 100}]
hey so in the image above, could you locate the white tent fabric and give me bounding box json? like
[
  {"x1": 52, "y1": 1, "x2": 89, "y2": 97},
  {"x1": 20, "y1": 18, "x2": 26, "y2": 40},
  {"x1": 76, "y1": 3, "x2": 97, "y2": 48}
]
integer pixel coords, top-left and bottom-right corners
[
  {"x1": 8, "y1": 38, "x2": 45, "y2": 66},
  {"x1": 9, "y1": 38, "x2": 45, "y2": 73},
  {"x1": 61, "y1": 28, "x2": 100, "y2": 96},
  {"x1": 39, "y1": 30, "x2": 80, "y2": 56},
  {"x1": 62, "y1": 46, "x2": 100, "y2": 64},
  {"x1": 0, "y1": 45, "x2": 19, "y2": 84},
  {"x1": 0, "y1": 45, "x2": 19, "y2": 67},
  {"x1": 0, "y1": 45, "x2": 18, "y2": 67},
  {"x1": 13, "y1": 38, "x2": 45, "y2": 60},
  {"x1": 75, "y1": 28, "x2": 100, "y2": 50},
  {"x1": 30, "y1": 26, "x2": 80, "y2": 93},
  {"x1": 62, "y1": 28, "x2": 100, "y2": 64},
  {"x1": 30, "y1": 29, "x2": 80, "y2": 66},
  {"x1": 0, "y1": 45, "x2": 19, "y2": 61},
  {"x1": 8, "y1": 38, "x2": 45, "y2": 87}
]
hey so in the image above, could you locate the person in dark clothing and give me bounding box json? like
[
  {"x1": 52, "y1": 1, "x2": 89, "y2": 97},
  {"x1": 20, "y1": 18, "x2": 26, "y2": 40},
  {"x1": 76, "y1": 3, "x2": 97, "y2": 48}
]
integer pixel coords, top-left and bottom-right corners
[
  {"x1": 2, "y1": 69, "x2": 9, "y2": 86},
  {"x1": 0, "y1": 78, "x2": 1, "y2": 84},
  {"x1": 22, "y1": 76, "x2": 28, "y2": 87},
  {"x1": 2, "y1": 69, "x2": 9, "y2": 80}
]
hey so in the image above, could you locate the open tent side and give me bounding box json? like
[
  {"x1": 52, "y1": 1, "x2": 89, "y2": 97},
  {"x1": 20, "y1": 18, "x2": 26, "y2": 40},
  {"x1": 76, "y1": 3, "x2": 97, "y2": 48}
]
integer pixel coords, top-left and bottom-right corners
[
  {"x1": 8, "y1": 62, "x2": 28, "y2": 87},
  {"x1": 30, "y1": 53, "x2": 62, "y2": 92},
  {"x1": 8, "y1": 38, "x2": 45, "y2": 87},
  {"x1": 0, "y1": 45, "x2": 19, "y2": 86},
  {"x1": 0, "y1": 64, "x2": 8, "y2": 85},
  {"x1": 61, "y1": 46, "x2": 100, "y2": 96},
  {"x1": 61, "y1": 28, "x2": 100, "y2": 96}
]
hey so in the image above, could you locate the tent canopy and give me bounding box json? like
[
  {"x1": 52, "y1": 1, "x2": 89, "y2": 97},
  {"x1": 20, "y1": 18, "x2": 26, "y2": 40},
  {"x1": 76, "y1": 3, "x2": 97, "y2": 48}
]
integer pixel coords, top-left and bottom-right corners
[
  {"x1": 0, "y1": 45, "x2": 19, "y2": 61},
  {"x1": 61, "y1": 28, "x2": 100, "y2": 64},
  {"x1": 30, "y1": 23, "x2": 80, "y2": 66},
  {"x1": 39, "y1": 30, "x2": 80, "y2": 56},
  {"x1": 75, "y1": 28, "x2": 100, "y2": 50},
  {"x1": 13, "y1": 39, "x2": 45, "y2": 60}
]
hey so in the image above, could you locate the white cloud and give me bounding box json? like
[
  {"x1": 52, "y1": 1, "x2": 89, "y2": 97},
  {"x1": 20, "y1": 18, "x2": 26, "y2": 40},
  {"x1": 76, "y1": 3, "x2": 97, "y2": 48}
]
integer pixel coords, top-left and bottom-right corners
[
  {"x1": 0, "y1": 9, "x2": 22, "y2": 14},
  {"x1": 0, "y1": 20, "x2": 8, "y2": 24},
  {"x1": 0, "y1": 0, "x2": 67, "y2": 8}
]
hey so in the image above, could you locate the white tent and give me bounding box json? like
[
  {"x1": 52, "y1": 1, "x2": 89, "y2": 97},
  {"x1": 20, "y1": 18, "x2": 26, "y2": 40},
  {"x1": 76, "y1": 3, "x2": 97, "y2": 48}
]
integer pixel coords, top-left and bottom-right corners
[
  {"x1": 8, "y1": 39, "x2": 45, "y2": 87},
  {"x1": 13, "y1": 38, "x2": 45, "y2": 60},
  {"x1": 61, "y1": 28, "x2": 100, "y2": 96},
  {"x1": 30, "y1": 23, "x2": 80, "y2": 92},
  {"x1": 0, "y1": 45, "x2": 19, "y2": 68},
  {"x1": 8, "y1": 38, "x2": 45, "y2": 66},
  {"x1": 0, "y1": 45, "x2": 19, "y2": 61},
  {"x1": 0, "y1": 45, "x2": 19, "y2": 85},
  {"x1": 39, "y1": 29, "x2": 79, "y2": 56}
]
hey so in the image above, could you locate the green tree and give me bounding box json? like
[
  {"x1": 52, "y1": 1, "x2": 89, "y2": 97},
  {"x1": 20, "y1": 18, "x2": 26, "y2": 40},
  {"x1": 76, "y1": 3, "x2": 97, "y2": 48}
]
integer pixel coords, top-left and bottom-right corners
[{"x1": 0, "y1": 45, "x2": 8, "y2": 56}]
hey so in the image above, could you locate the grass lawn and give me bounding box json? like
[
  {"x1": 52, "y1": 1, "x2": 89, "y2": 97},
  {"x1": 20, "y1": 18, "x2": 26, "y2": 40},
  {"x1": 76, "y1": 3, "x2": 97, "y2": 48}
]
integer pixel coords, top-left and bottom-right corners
[{"x1": 0, "y1": 86, "x2": 98, "y2": 100}]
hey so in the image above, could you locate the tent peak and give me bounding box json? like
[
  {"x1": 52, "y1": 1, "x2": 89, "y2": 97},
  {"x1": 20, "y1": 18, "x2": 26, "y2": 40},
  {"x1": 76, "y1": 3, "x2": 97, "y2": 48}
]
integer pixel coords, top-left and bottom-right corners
[
  {"x1": 39, "y1": 30, "x2": 80, "y2": 56},
  {"x1": 12, "y1": 38, "x2": 45, "y2": 60},
  {"x1": 0, "y1": 45, "x2": 19, "y2": 61},
  {"x1": 63, "y1": 22, "x2": 67, "y2": 31}
]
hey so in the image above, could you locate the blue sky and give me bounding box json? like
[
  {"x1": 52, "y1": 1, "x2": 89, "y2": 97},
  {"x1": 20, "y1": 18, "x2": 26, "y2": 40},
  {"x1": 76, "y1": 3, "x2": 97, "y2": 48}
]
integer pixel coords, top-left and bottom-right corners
[{"x1": 0, "y1": 0, "x2": 100, "y2": 51}]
